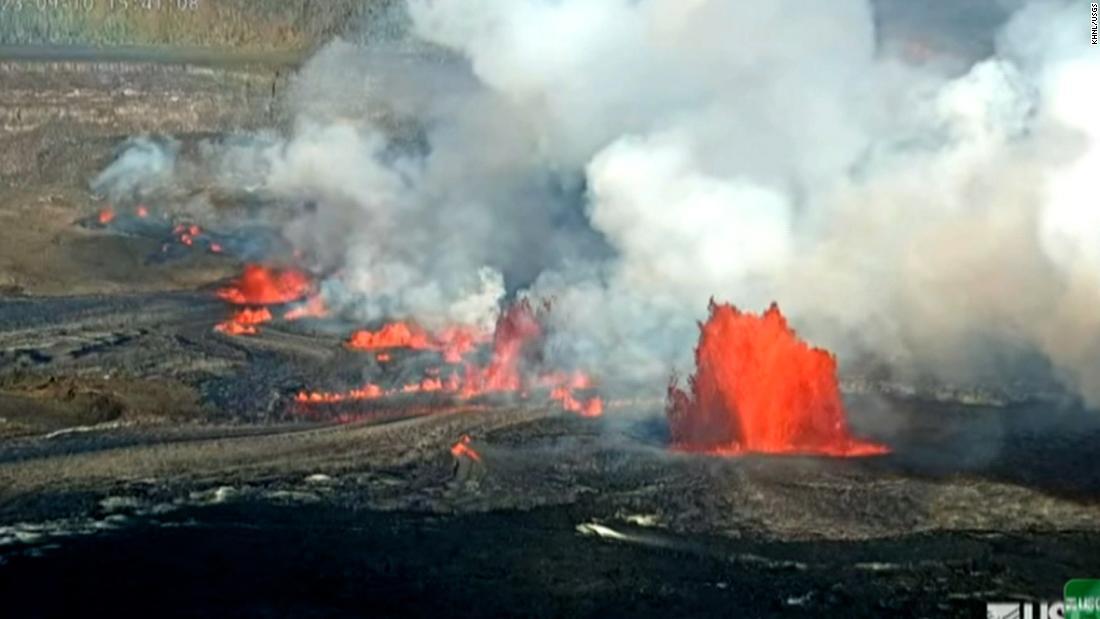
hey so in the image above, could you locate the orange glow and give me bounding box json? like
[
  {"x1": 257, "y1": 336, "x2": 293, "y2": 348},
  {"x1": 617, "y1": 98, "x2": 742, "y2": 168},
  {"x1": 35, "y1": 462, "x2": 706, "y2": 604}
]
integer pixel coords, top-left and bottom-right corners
[
  {"x1": 551, "y1": 386, "x2": 604, "y2": 418},
  {"x1": 450, "y1": 434, "x2": 482, "y2": 462},
  {"x1": 346, "y1": 321, "x2": 488, "y2": 363},
  {"x1": 667, "y1": 302, "x2": 888, "y2": 457},
  {"x1": 347, "y1": 322, "x2": 433, "y2": 351},
  {"x1": 295, "y1": 383, "x2": 384, "y2": 403},
  {"x1": 435, "y1": 325, "x2": 486, "y2": 363},
  {"x1": 538, "y1": 370, "x2": 593, "y2": 391},
  {"x1": 98, "y1": 208, "x2": 115, "y2": 225},
  {"x1": 214, "y1": 321, "x2": 257, "y2": 336},
  {"x1": 298, "y1": 300, "x2": 602, "y2": 416},
  {"x1": 459, "y1": 299, "x2": 542, "y2": 396},
  {"x1": 296, "y1": 374, "x2": 463, "y2": 403},
  {"x1": 404, "y1": 377, "x2": 444, "y2": 393},
  {"x1": 168, "y1": 223, "x2": 206, "y2": 249},
  {"x1": 217, "y1": 264, "x2": 313, "y2": 306},
  {"x1": 135, "y1": 205, "x2": 149, "y2": 218},
  {"x1": 284, "y1": 295, "x2": 328, "y2": 320},
  {"x1": 213, "y1": 307, "x2": 273, "y2": 336}
]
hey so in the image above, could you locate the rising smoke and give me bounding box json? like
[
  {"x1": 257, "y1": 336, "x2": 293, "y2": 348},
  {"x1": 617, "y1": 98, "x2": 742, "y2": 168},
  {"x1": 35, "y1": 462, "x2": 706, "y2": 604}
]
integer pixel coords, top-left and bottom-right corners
[{"x1": 94, "y1": 0, "x2": 1099, "y2": 403}]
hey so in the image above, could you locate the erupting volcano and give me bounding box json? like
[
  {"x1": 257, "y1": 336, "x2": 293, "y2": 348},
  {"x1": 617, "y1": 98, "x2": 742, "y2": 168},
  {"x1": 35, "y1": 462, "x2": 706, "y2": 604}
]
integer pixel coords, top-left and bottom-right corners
[{"x1": 667, "y1": 302, "x2": 887, "y2": 457}]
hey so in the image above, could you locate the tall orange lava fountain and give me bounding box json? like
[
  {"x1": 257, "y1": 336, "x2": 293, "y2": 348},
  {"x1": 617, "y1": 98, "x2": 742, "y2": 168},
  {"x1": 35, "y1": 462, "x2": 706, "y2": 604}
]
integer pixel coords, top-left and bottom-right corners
[{"x1": 667, "y1": 301, "x2": 887, "y2": 457}]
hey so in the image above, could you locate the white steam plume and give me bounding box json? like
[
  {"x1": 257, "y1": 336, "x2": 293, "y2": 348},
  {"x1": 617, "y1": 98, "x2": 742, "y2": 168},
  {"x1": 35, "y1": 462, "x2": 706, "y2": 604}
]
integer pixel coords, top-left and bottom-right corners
[
  {"x1": 91, "y1": 136, "x2": 178, "y2": 203},
  {"x1": 403, "y1": 0, "x2": 1099, "y2": 399},
  {"x1": 94, "y1": 0, "x2": 1100, "y2": 404}
]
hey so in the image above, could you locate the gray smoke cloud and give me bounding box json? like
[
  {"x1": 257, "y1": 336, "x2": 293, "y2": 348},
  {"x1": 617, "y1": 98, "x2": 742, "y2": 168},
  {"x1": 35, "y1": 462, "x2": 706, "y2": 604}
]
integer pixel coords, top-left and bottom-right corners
[
  {"x1": 91, "y1": 136, "x2": 179, "y2": 203},
  {"x1": 402, "y1": 0, "x2": 1098, "y2": 398},
  {"x1": 94, "y1": 0, "x2": 1100, "y2": 403}
]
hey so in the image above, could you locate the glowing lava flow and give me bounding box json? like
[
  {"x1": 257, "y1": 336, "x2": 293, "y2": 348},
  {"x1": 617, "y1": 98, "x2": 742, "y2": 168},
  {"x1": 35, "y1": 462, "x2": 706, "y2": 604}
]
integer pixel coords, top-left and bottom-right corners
[
  {"x1": 461, "y1": 300, "x2": 544, "y2": 394},
  {"x1": 346, "y1": 322, "x2": 433, "y2": 351},
  {"x1": 216, "y1": 264, "x2": 313, "y2": 305},
  {"x1": 173, "y1": 223, "x2": 203, "y2": 247},
  {"x1": 346, "y1": 322, "x2": 486, "y2": 363},
  {"x1": 551, "y1": 387, "x2": 604, "y2": 417},
  {"x1": 297, "y1": 300, "x2": 604, "y2": 416},
  {"x1": 434, "y1": 326, "x2": 485, "y2": 363},
  {"x1": 450, "y1": 434, "x2": 482, "y2": 462},
  {"x1": 667, "y1": 302, "x2": 887, "y2": 456},
  {"x1": 212, "y1": 264, "x2": 315, "y2": 337},
  {"x1": 296, "y1": 384, "x2": 384, "y2": 403},
  {"x1": 284, "y1": 295, "x2": 329, "y2": 321},
  {"x1": 214, "y1": 307, "x2": 273, "y2": 336}
]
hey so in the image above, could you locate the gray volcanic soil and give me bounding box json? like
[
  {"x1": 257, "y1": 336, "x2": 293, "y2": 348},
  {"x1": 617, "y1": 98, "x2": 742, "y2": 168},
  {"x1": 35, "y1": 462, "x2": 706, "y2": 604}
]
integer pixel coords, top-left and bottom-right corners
[{"x1": 1, "y1": 287, "x2": 1099, "y2": 617}]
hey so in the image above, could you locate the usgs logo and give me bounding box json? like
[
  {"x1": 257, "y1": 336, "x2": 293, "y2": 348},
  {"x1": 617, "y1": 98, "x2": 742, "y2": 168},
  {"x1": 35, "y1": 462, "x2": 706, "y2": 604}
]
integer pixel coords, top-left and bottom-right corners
[{"x1": 987, "y1": 602, "x2": 1064, "y2": 619}]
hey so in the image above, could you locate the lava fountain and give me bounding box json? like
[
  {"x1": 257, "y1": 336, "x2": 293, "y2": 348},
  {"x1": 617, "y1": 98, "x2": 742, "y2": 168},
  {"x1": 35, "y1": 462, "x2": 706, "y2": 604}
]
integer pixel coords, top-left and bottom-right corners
[
  {"x1": 667, "y1": 301, "x2": 888, "y2": 457},
  {"x1": 213, "y1": 306, "x2": 273, "y2": 336},
  {"x1": 295, "y1": 299, "x2": 603, "y2": 417},
  {"x1": 216, "y1": 264, "x2": 313, "y2": 306}
]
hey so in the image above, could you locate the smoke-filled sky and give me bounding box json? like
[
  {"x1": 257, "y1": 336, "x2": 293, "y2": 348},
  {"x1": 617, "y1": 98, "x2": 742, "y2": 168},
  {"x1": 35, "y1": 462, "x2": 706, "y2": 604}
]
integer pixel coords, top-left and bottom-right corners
[{"x1": 96, "y1": 0, "x2": 1099, "y2": 402}]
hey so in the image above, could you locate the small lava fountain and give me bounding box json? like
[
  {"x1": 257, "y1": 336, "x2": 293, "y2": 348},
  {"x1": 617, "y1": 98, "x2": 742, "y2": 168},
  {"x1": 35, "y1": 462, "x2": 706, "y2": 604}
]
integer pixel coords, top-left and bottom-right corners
[
  {"x1": 211, "y1": 264, "x2": 317, "y2": 337},
  {"x1": 667, "y1": 301, "x2": 888, "y2": 457},
  {"x1": 216, "y1": 263, "x2": 313, "y2": 306}
]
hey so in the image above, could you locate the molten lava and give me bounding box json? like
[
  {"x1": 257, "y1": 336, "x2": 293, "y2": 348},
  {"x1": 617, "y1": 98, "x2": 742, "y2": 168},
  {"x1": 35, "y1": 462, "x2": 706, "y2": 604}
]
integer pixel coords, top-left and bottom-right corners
[
  {"x1": 296, "y1": 384, "x2": 384, "y2": 403},
  {"x1": 667, "y1": 302, "x2": 887, "y2": 456},
  {"x1": 551, "y1": 386, "x2": 604, "y2": 417},
  {"x1": 284, "y1": 295, "x2": 328, "y2": 321},
  {"x1": 345, "y1": 321, "x2": 486, "y2": 363},
  {"x1": 346, "y1": 322, "x2": 432, "y2": 351},
  {"x1": 97, "y1": 208, "x2": 115, "y2": 225},
  {"x1": 450, "y1": 434, "x2": 482, "y2": 462},
  {"x1": 214, "y1": 306, "x2": 273, "y2": 336},
  {"x1": 460, "y1": 299, "x2": 543, "y2": 394},
  {"x1": 296, "y1": 299, "x2": 603, "y2": 417},
  {"x1": 434, "y1": 326, "x2": 486, "y2": 363},
  {"x1": 217, "y1": 264, "x2": 313, "y2": 306}
]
